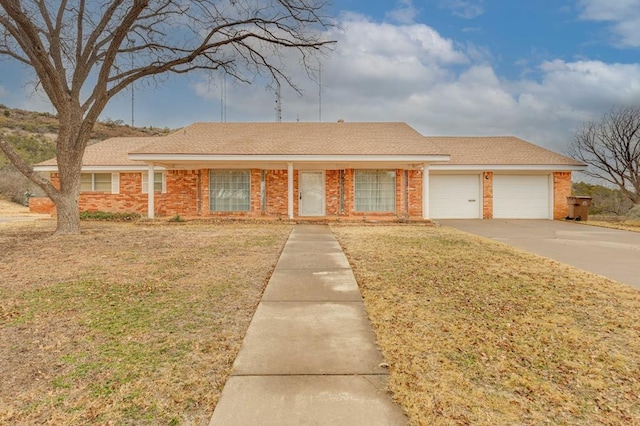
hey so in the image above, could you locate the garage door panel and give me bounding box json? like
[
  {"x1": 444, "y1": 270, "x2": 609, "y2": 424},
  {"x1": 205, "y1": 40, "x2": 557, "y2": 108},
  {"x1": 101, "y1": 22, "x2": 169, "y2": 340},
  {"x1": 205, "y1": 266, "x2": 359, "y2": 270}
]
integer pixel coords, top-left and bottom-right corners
[
  {"x1": 494, "y1": 175, "x2": 550, "y2": 219},
  {"x1": 429, "y1": 175, "x2": 481, "y2": 219}
]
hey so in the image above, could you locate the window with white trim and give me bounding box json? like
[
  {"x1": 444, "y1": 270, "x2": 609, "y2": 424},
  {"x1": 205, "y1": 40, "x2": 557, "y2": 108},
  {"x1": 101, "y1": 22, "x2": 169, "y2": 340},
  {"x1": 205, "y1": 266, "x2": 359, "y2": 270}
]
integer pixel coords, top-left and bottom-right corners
[
  {"x1": 354, "y1": 170, "x2": 396, "y2": 212},
  {"x1": 80, "y1": 173, "x2": 114, "y2": 192},
  {"x1": 142, "y1": 172, "x2": 166, "y2": 193},
  {"x1": 209, "y1": 170, "x2": 251, "y2": 212}
]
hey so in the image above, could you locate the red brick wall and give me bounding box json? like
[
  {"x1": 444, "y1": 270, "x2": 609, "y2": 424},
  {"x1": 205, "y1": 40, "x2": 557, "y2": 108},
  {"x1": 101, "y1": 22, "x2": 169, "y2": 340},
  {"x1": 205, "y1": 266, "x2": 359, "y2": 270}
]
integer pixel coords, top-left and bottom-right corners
[
  {"x1": 325, "y1": 170, "x2": 341, "y2": 216},
  {"x1": 482, "y1": 172, "x2": 493, "y2": 219},
  {"x1": 407, "y1": 170, "x2": 423, "y2": 218},
  {"x1": 45, "y1": 171, "x2": 201, "y2": 217},
  {"x1": 29, "y1": 197, "x2": 56, "y2": 214},
  {"x1": 32, "y1": 168, "x2": 575, "y2": 221},
  {"x1": 553, "y1": 171, "x2": 572, "y2": 220},
  {"x1": 265, "y1": 170, "x2": 288, "y2": 216}
]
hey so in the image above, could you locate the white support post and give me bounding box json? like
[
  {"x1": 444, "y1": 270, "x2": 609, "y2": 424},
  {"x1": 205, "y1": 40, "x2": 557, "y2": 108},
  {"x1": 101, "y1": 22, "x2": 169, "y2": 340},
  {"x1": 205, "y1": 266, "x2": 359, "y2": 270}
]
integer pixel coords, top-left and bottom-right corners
[
  {"x1": 148, "y1": 163, "x2": 155, "y2": 219},
  {"x1": 287, "y1": 162, "x2": 294, "y2": 219},
  {"x1": 422, "y1": 164, "x2": 430, "y2": 220}
]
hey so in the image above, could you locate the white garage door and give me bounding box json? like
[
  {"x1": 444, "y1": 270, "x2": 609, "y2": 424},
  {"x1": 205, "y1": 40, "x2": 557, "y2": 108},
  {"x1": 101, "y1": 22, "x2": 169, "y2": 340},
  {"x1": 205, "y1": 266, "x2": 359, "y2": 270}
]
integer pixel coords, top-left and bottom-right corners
[
  {"x1": 429, "y1": 175, "x2": 481, "y2": 219},
  {"x1": 493, "y1": 175, "x2": 551, "y2": 219}
]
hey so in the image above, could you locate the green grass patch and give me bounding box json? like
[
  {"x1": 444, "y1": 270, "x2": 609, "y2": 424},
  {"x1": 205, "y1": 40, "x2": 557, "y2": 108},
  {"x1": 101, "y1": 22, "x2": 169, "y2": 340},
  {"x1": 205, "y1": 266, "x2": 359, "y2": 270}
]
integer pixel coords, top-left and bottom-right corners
[{"x1": 1, "y1": 222, "x2": 291, "y2": 424}]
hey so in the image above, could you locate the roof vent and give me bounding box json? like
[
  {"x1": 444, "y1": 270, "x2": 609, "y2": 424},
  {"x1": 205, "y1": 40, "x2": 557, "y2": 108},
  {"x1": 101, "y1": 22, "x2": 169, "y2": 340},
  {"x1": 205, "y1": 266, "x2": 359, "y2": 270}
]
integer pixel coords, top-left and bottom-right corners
[{"x1": 337, "y1": 119, "x2": 344, "y2": 123}]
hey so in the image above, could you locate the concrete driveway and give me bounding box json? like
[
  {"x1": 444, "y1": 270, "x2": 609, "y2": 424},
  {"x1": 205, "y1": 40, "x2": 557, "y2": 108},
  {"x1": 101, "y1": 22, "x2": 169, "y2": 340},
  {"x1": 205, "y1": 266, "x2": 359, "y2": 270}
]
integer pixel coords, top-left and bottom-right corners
[{"x1": 438, "y1": 219, "x2": 640, "y2": 289}]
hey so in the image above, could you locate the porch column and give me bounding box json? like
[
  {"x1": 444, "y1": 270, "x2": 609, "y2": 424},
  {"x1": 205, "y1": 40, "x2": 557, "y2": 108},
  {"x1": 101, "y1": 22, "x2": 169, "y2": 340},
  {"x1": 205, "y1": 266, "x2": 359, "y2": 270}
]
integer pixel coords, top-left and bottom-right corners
[
  {"x1": 287, "y1": 162, "x2": 294, "y2": 219},
  {"x1": 148, "y1": 163, "x2": 155, "y2": 219},
  {"x1": 422, "y1": 164, "x2": 430, "y2": 220}
]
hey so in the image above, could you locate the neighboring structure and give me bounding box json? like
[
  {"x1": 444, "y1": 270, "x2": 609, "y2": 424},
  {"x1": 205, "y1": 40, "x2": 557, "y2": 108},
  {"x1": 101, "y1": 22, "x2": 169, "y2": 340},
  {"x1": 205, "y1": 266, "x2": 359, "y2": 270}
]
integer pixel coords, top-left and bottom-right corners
[{"x1": 31, "y1": 122, "x2": 586, "y2": 220}]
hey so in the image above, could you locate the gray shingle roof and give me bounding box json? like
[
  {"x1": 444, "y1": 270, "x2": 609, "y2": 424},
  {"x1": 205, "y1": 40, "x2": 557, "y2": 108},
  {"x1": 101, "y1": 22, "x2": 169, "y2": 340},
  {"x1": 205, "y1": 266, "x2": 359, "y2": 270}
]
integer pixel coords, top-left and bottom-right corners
[
  {"x1": 36, "y1": 122, "x2": 584, "y2": 168},
  {"x1": 130, "y1": 122, "x2": 440, "y2": 155},
  {"x1": 425, "y1": 136, "x2": 584, "y2": 166}
]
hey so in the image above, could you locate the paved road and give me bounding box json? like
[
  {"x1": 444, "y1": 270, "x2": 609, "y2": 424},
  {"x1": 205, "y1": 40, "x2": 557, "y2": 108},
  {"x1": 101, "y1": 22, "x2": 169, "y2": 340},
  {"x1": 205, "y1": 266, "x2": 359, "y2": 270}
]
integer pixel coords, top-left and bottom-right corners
[{"x1": 438, "y1": 219, "x2": 640, "y2": 289}]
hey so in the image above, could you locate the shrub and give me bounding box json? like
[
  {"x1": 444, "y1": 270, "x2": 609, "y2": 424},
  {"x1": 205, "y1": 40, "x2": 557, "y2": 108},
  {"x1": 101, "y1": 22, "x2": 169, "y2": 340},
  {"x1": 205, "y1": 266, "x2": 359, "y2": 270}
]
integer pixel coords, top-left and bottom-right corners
[
  {"x1": 168, "y1": 214, "x2": 185, "y2": 222},
  {"x1": 0, "y1": 167, "x2": 43, "y2": 205},
  {"x1": 79, "y1": 211, "x2": 142, "y2": 221}
]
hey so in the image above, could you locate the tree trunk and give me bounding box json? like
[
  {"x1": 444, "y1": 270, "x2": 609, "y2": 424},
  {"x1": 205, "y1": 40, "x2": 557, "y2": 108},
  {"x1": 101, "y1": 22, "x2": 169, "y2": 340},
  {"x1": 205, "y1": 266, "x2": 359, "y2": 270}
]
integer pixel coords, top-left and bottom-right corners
[
  {"x1": 54, "y1": 190, "x2": 81, "y2": 234},
  {"x1": 52, "y1": 106, "x2": 87, "y2": 235}
]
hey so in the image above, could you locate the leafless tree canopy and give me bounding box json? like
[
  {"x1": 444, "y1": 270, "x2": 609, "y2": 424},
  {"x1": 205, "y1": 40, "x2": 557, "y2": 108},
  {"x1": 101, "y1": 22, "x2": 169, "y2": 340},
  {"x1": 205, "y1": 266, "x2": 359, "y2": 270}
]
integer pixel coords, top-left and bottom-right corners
[
  {"x1": 570, "y1": 106, "x2": 640, "y2": 207},
  {"x1": 0, "y1": 0, "x2": 334, "y2": 233}
]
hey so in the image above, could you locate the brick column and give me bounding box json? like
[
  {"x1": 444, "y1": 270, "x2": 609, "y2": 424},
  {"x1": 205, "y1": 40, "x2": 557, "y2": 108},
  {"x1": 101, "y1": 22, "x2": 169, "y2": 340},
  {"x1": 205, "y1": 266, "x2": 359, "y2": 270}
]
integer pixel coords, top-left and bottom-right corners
[
  {"x1": 148, "y1": 164, "x2": 155, "y2": 219},
  {"x1": 287, "y1": 163, "x2": 294, "y2": 219}
]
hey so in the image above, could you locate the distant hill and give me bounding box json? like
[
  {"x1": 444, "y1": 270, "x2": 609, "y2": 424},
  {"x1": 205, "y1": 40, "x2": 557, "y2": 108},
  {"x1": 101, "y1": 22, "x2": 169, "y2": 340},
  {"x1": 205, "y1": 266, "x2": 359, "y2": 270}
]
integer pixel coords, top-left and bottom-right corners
[{"x1": 0, "y1": 104, "x2": 172, "y2": 204}]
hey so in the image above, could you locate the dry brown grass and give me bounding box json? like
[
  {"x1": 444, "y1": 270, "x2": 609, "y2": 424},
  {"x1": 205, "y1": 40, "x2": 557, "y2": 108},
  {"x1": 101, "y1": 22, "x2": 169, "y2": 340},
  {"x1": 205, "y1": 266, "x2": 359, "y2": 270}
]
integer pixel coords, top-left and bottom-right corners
[
  {"x1": 582, "y1": 220, "x2": 640, "y2": 233},
  {"x1": 0, "y1": 220, "x2": 291, "y2": 424},
  {"x1": 0, "y1": 198, "x2": 30, "y2": 215},
  {"x1": 333, "y1": 225, "x2": 640, "y2": 425}
]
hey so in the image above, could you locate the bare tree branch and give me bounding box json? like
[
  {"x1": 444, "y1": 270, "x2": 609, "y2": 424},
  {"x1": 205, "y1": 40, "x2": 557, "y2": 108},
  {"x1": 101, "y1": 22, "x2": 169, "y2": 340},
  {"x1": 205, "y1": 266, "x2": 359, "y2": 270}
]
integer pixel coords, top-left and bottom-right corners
[
  {"x1": 570, "y1": 106, "x2": 640, "y2": 207},
  {"x1": 0, "y1": 0, "x2": 335, "y2": 234},
  {"x1": 0, "y1": 134, "x2": 58, "y2": 199}
]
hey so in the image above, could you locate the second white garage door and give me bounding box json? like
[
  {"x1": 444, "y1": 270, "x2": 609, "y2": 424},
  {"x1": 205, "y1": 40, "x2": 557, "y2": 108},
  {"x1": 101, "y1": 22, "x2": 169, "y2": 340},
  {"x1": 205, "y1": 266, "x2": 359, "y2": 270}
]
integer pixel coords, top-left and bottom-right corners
[
  {"x1": 493, "y1": 175, "x2": 551, "y2": 219},
  {"x1": 429, "y1": 174, "x2": 481, "y2": 219}
]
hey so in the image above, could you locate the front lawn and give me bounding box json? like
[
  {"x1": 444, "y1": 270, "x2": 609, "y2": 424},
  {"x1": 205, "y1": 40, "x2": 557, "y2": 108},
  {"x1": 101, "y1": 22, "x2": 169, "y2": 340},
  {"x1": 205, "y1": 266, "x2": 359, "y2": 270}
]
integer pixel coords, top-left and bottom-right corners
[
  {"x1": 0, "y1": 220, "x2": 291, "y2": 424},
  {"x1": 582, "y1": 219, "x2": 640, "y2": 233},
  {"x1": 334, "y1": 225, "x2": 640, "y2": 425}
]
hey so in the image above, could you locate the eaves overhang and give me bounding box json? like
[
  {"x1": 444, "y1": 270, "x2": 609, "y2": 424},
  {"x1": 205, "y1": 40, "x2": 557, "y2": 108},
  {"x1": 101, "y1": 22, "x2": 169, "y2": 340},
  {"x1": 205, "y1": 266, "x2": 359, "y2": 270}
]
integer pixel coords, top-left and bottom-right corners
[
  {"x1": 33, "y1": 165, "x2": 167, "y2": 172},
  {"x1": 126, "y1": 153, "x2": 451, "y2": 170},
  {"x1": 429, "y1": 164, "x2": 587, "y2": 171}
]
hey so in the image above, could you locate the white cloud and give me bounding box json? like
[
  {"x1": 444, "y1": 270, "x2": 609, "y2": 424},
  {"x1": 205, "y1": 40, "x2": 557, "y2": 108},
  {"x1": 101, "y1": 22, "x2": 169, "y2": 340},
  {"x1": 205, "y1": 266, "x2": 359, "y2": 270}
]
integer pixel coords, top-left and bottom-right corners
[
  {"x1": 0, "y1": 85, "x2": 8, "y2": 100},
  {"x1": 386, "y1": 0, "x2": 419, "y2": 24},
  {"x1": 439, "y1": 0, "x2": 484, "y2": 19},
  {"x1": 188, "y1": 9, "x2": 640, "y2": 157},
  {"x1": 316, "y1": 14, "x2": 640, "y2": 154},
  {"x1": 578, "y1": 0, "x2": 640, "y2": 47}
]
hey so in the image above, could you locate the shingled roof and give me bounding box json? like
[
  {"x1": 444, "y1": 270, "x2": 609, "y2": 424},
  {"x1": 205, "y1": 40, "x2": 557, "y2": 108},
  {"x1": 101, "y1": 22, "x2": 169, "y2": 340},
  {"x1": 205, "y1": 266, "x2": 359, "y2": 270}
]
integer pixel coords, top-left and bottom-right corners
[
  {"x1": 38, "y1": 137, "x2": 160, "y2": 167},
  {"x1": 35, "y1": 122, "x2": 585, "y2": 169},
  {"x1": 425, "y1": 136, "x2": 584, "y2": 166},
  {"x1": 130, "y1": 122, "x2": 442, "y2": 156}
]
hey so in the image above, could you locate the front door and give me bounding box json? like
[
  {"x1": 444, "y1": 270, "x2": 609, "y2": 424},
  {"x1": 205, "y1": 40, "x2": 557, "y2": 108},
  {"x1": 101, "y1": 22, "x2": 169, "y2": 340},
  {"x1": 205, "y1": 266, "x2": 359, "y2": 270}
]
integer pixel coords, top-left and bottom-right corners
[{"x1": 299, "y1": 171, "x2": 325, "y2": 216}]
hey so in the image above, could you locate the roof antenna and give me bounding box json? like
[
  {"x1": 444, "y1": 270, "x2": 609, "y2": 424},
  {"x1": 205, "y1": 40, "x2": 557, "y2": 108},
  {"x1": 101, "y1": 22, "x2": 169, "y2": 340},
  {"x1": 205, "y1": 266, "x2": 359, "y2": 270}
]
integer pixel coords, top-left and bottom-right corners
[
  {"x1": 275, "y1": 80, "x2": 282, "y2": 122},
  {"x1": 318, "y1": 61, "x2": 322, "y2": 122},
  {"x1": 220, "y1": 75, "x2": 227, "y2": 123}
]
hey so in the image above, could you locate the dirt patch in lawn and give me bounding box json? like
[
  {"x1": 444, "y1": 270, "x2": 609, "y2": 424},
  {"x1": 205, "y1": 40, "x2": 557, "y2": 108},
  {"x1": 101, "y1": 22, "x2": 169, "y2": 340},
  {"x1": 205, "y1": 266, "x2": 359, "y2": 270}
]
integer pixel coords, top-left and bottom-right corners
[
  {"x1": 0, "y1": 220, "x2": 292, "y2": 424},
  {"x1": 333, "y1": 225, "x2": 640, "y2": 425}
]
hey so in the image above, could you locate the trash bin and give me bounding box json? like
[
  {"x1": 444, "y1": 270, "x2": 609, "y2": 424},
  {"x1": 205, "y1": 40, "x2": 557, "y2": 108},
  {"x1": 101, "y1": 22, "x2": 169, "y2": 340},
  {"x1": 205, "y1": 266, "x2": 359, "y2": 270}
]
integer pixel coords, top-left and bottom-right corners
[{"x1": 566, "y1": 196, "x2": 592, "y2": 221}]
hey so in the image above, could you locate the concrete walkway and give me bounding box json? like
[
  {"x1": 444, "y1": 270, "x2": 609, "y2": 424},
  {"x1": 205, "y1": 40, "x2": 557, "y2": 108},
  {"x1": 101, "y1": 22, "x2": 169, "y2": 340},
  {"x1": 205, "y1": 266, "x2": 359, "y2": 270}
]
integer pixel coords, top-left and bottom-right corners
[{"x1": 210, "y1": 225, "x2": 407, "y2": 425}]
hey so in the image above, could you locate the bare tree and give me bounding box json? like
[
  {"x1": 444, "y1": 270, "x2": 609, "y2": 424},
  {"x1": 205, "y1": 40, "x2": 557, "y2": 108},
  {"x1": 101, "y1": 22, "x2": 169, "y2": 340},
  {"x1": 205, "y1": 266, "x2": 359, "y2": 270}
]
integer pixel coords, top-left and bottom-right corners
[
  {"x1": 0, "y1": 0, "x2": 333, "y2": 234},
  {"x1": 570, "y1": 106, "x2": 640, "y2": 216}
]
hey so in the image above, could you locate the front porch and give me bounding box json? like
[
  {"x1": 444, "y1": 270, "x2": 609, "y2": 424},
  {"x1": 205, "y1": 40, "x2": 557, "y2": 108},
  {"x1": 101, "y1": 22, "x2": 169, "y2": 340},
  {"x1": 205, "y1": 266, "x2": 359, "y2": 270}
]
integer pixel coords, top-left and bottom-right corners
[{"x1": 144, "y1": 164, "x2": 433, "y2": 221}]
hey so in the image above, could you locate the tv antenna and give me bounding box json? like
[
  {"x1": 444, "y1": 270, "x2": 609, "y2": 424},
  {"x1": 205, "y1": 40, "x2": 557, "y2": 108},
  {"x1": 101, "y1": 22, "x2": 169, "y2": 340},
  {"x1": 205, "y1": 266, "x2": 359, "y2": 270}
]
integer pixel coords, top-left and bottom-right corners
[
  {"x1": 318, "y1": 61, "x2": 322, "y2": 122},
  {"x1": 275, "y1": 80, "x2": 282, "y2": 122},
  {"x1": 220, "y1": 74, "x2": 227, "y2": 122}
]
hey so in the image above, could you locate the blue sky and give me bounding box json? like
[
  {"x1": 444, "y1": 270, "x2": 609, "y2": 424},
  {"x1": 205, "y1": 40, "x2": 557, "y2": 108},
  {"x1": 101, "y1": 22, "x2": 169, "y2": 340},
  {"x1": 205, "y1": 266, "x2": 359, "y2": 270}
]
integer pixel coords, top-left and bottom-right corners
[{"x1": 1, "y1": 0, "x2": 639, "y2": 156}]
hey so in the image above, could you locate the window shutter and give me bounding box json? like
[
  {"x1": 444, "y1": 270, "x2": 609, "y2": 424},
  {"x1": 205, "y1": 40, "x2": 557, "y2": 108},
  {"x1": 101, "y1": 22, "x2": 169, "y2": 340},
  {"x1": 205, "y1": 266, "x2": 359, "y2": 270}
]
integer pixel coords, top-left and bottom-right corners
[
  {"x1": 142, "y1": 173, "x2": 149, "y2": 194},
  {"x1": 111, "y1": 173, "x2": 120, "y2": 194},
  {"x1": 161, "y1": 173, "x2": 167, "y2": 193}
]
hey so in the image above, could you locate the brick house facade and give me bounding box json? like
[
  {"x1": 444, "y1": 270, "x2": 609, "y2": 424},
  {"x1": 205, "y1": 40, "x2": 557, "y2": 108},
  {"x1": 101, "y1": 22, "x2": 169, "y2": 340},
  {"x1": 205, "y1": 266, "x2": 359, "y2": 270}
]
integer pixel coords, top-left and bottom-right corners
[{"x1": 32, "y1": 122, "x2": 585, "y2": 221}]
